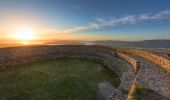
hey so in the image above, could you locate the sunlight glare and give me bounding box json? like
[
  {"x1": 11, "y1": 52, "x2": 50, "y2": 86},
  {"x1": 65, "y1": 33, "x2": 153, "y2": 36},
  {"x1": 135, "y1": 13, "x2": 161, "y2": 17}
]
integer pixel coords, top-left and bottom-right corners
[
  {"x1": 15, "y1": 27, "x2": 35, "y2": 40},
  {"x1": 21, "y1": 41, "x2": 29, "y2": 44}
]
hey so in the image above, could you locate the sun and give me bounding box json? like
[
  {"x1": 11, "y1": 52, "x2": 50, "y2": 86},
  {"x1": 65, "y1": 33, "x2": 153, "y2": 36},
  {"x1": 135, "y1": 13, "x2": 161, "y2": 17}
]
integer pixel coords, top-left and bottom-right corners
[{"x1": 15, "y1": 27, "x2": 35, "y2": 40}]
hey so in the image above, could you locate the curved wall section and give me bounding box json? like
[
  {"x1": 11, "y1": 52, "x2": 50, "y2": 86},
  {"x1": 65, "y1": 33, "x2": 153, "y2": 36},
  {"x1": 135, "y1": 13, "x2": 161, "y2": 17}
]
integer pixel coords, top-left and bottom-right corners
[{"x1": 0, "y1": 45, "x2": 136, "y2": 98}]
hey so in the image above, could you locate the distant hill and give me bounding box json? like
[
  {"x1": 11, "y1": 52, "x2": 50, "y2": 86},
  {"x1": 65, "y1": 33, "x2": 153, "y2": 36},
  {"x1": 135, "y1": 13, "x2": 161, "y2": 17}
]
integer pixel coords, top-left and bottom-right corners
[
  {"x1": 93, "y1": 40, "x2": 170, "y2": 48},
  {"x1": 43, "y1": 40, "x2": 81, "y2": 45},
  {"x1": 43, "y1": 39, "x2": 170, "y2": 48}
]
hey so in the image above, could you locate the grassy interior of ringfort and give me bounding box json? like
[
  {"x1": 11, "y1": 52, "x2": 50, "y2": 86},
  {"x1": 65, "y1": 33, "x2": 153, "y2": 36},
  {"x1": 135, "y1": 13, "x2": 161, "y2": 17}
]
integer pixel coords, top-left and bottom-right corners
[{"x1": 0, "y1": 58, "x2": 120, "y2": 100}]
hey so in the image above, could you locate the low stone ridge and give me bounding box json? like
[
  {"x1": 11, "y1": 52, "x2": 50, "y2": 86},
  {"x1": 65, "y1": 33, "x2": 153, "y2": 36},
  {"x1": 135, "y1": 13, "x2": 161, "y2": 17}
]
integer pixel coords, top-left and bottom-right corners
[
  {"x1": 122, "y1": 49, "x2": 170, "y2": 74},
  {"x1": 143, "y1": 48, "x2": 170, "y2": 60},
  {"x1": 116, "y1": 52, "x2": 136, "y2": 72}
]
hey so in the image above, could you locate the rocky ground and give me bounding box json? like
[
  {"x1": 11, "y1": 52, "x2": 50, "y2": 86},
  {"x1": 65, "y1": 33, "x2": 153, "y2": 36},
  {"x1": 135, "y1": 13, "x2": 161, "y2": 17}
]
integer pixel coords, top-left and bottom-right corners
[{"x1": 97, "y1": 81, "x2": 116, "y2": 100}]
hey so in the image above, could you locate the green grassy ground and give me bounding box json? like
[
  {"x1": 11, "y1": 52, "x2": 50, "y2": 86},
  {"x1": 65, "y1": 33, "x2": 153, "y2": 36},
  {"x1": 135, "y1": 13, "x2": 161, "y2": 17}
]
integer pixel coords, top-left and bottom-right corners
[
  {"x1": 131, "y1": 85, "x2": 153, "y2": 100},
  {"x1": 0, "y1": 58, "x2": 120, "y2": 100}
]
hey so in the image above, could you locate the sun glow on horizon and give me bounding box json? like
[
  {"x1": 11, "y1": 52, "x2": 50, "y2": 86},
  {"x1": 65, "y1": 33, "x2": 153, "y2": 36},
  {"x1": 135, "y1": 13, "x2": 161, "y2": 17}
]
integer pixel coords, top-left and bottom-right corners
[
  {"x1": 15, "y1": 27, "x2": 35, "y2": 41},
  {"x1": 21, "y1": 41, "x2": 29, "y2": 44}
]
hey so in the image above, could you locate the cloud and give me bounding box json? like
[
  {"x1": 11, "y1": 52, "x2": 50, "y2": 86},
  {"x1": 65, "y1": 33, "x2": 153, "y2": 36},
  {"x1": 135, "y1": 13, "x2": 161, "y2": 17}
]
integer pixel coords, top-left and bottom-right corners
[{"x1": 63, "y1": 10, "x2": 170, "y2": 33}]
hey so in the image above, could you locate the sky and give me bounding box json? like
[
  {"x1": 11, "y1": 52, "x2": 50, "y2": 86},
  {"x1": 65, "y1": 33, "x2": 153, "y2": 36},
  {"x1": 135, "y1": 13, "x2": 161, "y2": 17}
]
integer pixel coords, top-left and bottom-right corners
[{"x1": 0, "y1": 0, "x2": 170, "y2": 41}]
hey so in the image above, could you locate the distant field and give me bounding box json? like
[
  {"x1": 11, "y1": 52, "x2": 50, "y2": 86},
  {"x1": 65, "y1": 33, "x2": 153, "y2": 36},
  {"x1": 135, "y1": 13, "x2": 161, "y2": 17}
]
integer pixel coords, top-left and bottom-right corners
[
  {"x1": 0, "y1": 43, "x2": 25, "y2": 48},
  {"x1": 0, "y1": 43, "x2": 43, "y2": 48},
  {"x1": 0, "y1": 58, "x2": 120, "y2": 100}
]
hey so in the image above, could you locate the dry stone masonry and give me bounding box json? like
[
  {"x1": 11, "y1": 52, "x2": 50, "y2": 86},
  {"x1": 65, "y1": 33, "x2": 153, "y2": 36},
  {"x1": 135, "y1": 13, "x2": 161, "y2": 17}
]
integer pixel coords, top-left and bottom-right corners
[
  {"x1": 0, "y1": 45, "x2": 169, "y2": 99},
  {"x1": 129, "y1": 50, "x2": 170, "y2": 73},
  {"x1": 117, "y1": 48, "x2": 170, "y2": 99}
]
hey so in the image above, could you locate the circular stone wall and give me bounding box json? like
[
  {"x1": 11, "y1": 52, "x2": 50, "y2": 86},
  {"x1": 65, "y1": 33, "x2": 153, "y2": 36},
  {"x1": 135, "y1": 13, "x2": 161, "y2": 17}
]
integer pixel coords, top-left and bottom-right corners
[{"x1": 0, "y1": 45, "x2": 136, "y2": 99}]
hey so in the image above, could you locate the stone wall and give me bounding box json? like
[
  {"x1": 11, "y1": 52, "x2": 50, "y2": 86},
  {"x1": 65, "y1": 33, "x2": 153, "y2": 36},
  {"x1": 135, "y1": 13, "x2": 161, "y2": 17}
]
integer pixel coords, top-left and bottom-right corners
[
  {"x1": 0, "y1": 45, "x2": 132, "y2": 74},
  {"x1": 116, "y1": 52, "x2": 136, "y2": 72},
  {"x1": 116, "y1": 48, "x2": 170, "y2": 99},
  {"x1": 127, "y1": 50, "x2": 170, "y2": 74},
  {"x1": 0, "y1": 45, "x2": 137, "y2": 99}
]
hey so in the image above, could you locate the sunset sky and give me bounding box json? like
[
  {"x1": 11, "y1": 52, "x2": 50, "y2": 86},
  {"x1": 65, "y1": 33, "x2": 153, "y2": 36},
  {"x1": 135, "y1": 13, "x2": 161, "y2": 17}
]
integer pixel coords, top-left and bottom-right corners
[{"x1": 0, "y1": 0, "x2": 170, "y2": 41}]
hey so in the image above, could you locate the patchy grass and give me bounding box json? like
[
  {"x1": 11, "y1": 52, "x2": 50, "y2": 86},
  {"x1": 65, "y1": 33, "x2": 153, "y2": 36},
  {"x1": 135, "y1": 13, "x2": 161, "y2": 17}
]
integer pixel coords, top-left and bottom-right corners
[
  {"x1": 0, "y1": 58, "x2": 120, "y2": 100},
  {"x1": 131, "y1": 85, "x2": 153, "y2": 100}
]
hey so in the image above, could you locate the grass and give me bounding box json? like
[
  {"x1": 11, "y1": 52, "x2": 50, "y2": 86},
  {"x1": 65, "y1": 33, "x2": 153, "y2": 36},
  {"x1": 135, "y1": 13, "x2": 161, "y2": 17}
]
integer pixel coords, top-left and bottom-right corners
[
  {"x1": 131, "y1": 84, "x2": 153, "y2": 100},
  {"x1": 0, "y1": 58, "x2": 120, "y2": 100}
]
